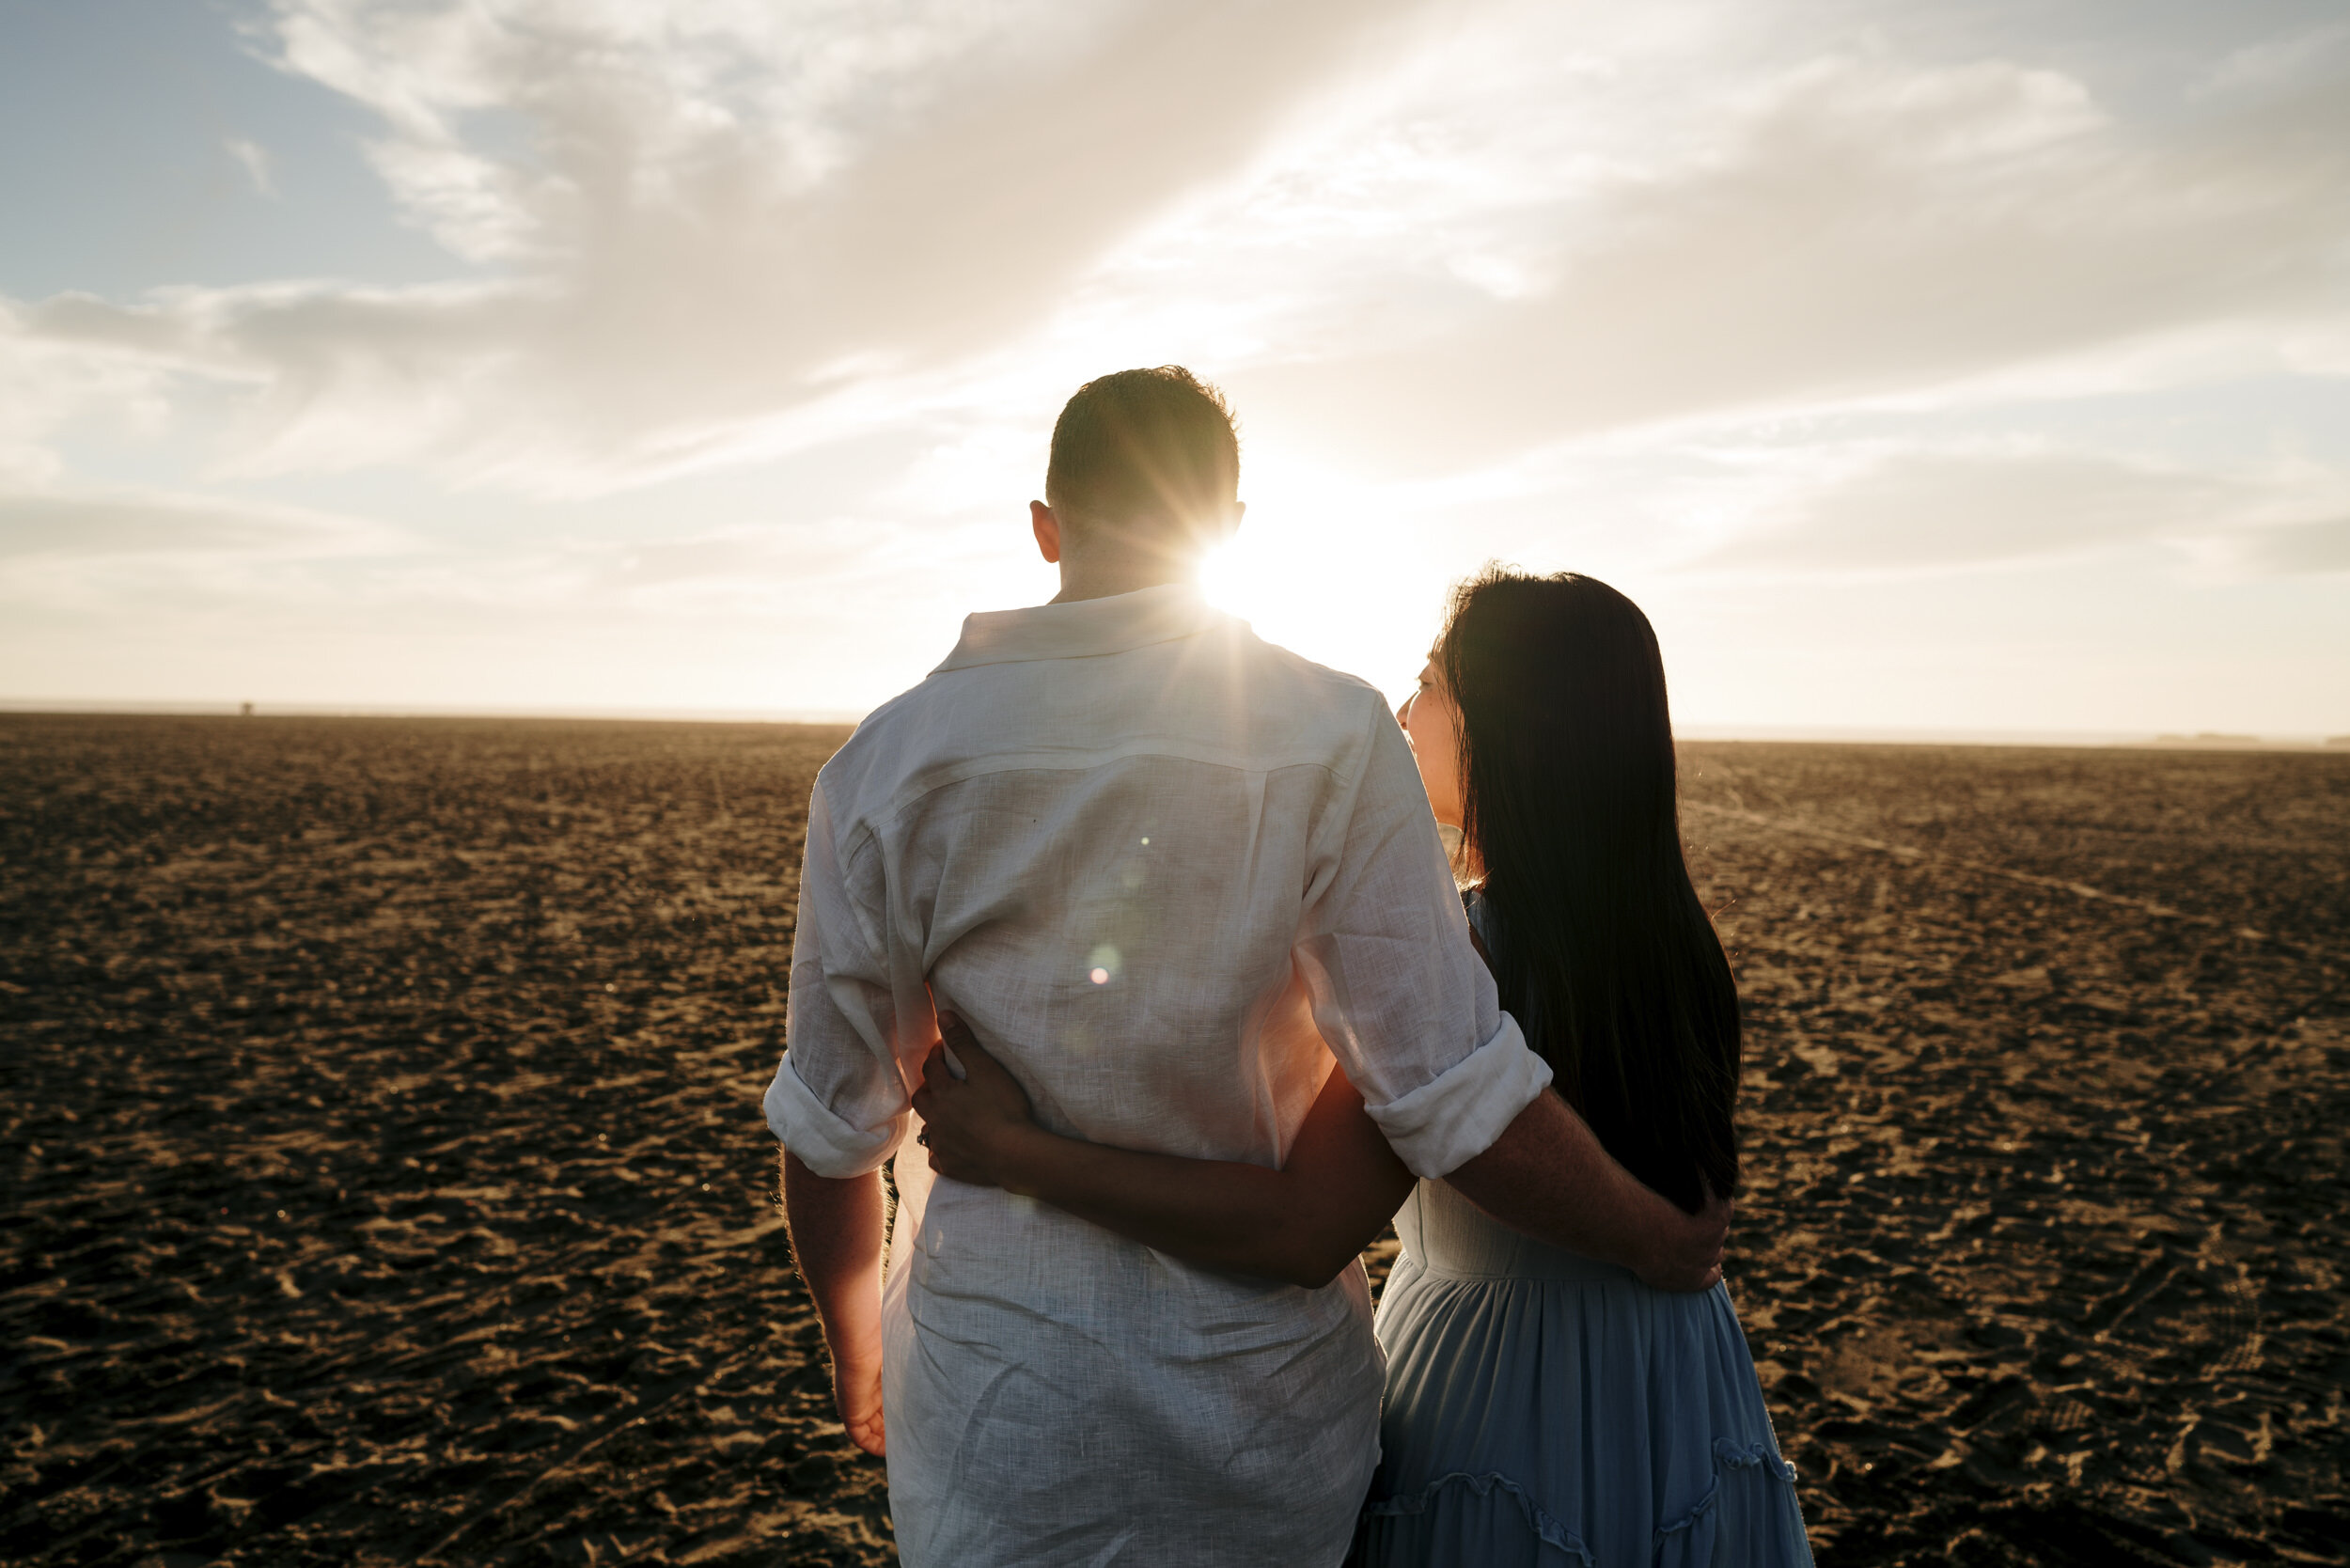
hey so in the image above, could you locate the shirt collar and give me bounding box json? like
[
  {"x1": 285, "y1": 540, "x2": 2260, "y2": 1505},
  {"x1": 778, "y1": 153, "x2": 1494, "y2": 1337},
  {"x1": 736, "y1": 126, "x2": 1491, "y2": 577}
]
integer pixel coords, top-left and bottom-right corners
[{"x1": 932, "y1": 583, "x2": 1227, "y2": 674}]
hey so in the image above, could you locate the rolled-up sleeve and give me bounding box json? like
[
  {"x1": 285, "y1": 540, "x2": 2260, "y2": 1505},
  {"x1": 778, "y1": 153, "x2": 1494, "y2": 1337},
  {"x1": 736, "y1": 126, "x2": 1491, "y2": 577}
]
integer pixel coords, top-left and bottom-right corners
[
  {"x1": 762, "y1": 780, "x2": 911, "y2": 1178},
  {"x1": 1292, "y1": 701, "x2": 1553, "y2": 1179}
]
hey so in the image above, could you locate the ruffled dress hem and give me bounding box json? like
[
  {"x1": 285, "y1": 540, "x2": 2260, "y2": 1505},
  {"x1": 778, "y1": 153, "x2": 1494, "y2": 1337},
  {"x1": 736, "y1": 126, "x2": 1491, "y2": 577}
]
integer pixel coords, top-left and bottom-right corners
[{"x1": 1357, "y1": 1437, "x2": 1805, "y2": 1566}]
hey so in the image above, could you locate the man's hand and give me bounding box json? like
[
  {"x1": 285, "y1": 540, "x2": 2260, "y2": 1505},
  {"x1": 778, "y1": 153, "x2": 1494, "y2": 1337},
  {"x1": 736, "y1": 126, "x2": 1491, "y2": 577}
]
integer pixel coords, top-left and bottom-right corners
[
  {"x1": 780, "y1": 1151, "x2": 889, "y2": 1457},
  {"x1": 1633, "y1": 1184, "x2": 1731, "y2": 1294},
  {"x1": 834, "y1": 1338, "x2": 887, "y2": 1457}
]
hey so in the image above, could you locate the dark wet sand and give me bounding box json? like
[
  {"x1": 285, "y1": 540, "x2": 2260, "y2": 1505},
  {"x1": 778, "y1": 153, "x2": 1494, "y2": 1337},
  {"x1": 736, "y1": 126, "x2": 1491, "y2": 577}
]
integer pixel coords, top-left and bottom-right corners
[{"x1": 3, "y1": 715, "x2": 2344, "y2": 1566}]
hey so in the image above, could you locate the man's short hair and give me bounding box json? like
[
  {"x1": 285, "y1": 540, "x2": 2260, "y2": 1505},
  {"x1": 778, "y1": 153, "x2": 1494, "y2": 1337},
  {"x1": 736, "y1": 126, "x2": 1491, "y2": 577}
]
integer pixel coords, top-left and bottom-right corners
[{"x1": 1045, "y1": 367, "x2": 1239, "y2": 539}]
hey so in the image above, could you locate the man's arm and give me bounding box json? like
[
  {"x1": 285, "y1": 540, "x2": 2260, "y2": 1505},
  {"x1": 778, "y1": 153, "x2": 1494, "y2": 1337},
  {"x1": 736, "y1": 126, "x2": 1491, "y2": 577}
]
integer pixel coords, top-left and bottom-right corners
[
  {"x1": 764, "y1": 777, "x2": 914, "y2": 1458},
  {"x1": 1444, "y1": 1090, "x2": 1728, "y2": 1292},
  {"x1": 1295, "y1": 700, "x2": 1728, "y2": 1292},
  {"x1": 781, "y1": 1152, "x2": 888, "y2": 1456}
]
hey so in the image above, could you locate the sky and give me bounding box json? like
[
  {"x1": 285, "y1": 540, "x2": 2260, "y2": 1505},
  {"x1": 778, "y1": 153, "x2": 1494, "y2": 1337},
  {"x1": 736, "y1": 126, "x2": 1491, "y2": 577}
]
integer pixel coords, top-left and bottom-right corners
[{"x1": 3, "y1": 0, "x2": 2346, "y2": 735}]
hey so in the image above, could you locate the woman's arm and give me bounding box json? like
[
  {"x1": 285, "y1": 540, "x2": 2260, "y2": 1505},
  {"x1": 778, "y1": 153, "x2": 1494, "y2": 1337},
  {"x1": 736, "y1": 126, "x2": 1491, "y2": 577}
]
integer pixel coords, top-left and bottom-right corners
[{"x1": 910, "y1": 1017, "x2": 1414, "y2": 1290}]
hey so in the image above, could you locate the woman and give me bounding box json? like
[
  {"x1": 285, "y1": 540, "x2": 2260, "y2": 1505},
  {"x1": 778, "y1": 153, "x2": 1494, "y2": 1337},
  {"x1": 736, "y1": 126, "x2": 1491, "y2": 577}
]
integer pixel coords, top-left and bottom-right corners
[{"x1": 914, "y1": 569, "x2": 1812, "y2": 1566}]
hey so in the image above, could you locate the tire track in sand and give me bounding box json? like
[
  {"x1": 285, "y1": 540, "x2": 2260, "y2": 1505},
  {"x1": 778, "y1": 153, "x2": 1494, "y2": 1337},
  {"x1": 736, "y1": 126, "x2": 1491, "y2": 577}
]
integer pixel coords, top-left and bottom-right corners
[{"x1": 1684, "y1": 801, "x2": 2337, "y2": 964}]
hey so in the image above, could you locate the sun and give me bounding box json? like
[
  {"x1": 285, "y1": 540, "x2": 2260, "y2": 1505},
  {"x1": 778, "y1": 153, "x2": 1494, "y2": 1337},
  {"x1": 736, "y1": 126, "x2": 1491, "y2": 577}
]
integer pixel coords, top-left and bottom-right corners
[
  {"x1": 1194, "y1": 498, "x2": 1437, "y2": 707},
  {"x1": 1196, "y1": 540, "x2": 1256, "y2": 621}
]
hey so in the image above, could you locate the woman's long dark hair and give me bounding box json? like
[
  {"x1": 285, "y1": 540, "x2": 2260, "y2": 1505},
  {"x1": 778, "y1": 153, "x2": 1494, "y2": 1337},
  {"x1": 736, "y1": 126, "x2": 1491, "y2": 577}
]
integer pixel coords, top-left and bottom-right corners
[{"x1": 1439, "y1": 567, "x2": 1739, "y2": 1214}]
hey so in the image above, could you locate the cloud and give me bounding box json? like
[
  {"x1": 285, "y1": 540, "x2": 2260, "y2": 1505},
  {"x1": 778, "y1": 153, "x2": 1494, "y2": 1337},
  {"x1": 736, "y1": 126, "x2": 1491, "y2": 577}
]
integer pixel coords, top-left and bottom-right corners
[
  {"x1": 1699, "y1": 446, "x2": 2226, "y2": 572},
  {"x1": 7, "y1": 0, "x2": 2349, "y2": 729},
  {"x1": 13, "y1": 0, "x2": 1433, "y2": 494},
  {"x1": 225, "y1": 136, "x2": 277, "y2": 198},
  {"x1": 2213, "y1": 514, "x2": 2350, "y2": 576},
  {"x1": 1684, "y1": 439, "x2": 2350, "y2": 577},
  {"x1": 0, "y1": 487, "x2": 391, "y2": 563},
  {"x1": 1227, "y1": 41, "x2": 2350, "y2": 470},
  {"x1": 0, "y1": 300, "x2": 189, "y2": 487},
  {"x1": 2194, "y1": 19, "x2": 2350, "y2": 101},
  {"x1": 14, "y1": 2, "x2": 2347, "y2": 510}
]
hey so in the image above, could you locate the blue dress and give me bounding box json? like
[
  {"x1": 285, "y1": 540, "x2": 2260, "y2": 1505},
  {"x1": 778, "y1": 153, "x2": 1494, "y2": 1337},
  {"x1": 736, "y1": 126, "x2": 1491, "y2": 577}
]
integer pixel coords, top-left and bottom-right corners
[
  {"x1": 1353, "y1": 1180, "x2": 1814, "y2": 1565},
  {"x1": 1354, "y1": 891, "x2": 1811, "y2": 1566}
]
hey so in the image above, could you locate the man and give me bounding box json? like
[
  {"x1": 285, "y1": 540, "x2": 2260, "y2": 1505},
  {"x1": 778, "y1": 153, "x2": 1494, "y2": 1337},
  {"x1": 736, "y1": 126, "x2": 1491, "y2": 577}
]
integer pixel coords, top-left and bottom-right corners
[{"x1": 767, "y1": 367, "x2": 1727, "y2": 1565}]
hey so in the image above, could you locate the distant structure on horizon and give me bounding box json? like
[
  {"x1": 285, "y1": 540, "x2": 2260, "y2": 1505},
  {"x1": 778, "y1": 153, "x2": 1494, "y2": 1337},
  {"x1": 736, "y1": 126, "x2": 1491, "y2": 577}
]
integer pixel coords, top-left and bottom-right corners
[{"x1": 2146, "y1": 731, "x2": 2350, "y2": 752}]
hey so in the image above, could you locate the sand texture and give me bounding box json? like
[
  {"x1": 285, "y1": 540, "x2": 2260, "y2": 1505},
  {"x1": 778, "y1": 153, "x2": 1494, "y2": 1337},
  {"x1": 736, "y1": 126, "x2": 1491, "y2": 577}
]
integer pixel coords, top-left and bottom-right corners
[
  {"x1": 1679, "y1": 743, "x2": 2348, "y2": 1566},
  {"x1": 4, "y1": 716, "x2": 2346, "y2": 1566}
]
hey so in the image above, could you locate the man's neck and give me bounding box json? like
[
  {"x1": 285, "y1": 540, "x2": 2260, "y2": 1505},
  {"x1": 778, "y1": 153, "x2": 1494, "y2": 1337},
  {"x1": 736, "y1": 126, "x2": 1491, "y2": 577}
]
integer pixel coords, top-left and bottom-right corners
[{"x1": 1050, "y1": 555, "x2": 1197, "y2": 605}]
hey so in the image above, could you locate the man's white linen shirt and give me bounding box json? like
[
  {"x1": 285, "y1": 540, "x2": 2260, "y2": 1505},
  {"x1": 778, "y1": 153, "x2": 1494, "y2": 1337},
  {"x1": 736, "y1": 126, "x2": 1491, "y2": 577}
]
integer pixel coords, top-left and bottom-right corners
[{"x1": 765, "y1": 585, "x2": 1551, "y2": 1568}]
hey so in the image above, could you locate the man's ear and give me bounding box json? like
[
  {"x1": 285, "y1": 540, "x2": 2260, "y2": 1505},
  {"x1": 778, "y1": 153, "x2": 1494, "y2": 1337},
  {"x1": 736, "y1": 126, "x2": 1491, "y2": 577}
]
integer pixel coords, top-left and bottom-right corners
[{"x1": 1030, "y1": 500, "x2": 1062, "y2": 565}]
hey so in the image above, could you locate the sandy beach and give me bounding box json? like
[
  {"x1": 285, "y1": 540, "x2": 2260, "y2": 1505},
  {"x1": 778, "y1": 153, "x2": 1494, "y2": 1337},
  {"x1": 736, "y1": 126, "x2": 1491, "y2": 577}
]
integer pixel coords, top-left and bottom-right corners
[{"x1": 3, "y1": 715, "x2": 2343, "y2": 1566}]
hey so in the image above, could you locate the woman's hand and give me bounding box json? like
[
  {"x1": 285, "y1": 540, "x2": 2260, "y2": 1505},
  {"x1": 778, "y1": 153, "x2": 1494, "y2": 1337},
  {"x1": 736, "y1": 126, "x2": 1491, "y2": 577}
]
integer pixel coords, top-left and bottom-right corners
[{"x1": 911, "y1": 1013, "x2": 1043, "y2": 1189}]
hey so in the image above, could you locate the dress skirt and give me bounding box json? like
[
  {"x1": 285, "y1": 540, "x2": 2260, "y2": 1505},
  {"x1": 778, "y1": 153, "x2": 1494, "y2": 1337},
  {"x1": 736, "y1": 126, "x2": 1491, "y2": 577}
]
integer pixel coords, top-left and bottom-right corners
[{"x1": 1353, "y1": 1180, "x2": 1813, "y2": 1568}]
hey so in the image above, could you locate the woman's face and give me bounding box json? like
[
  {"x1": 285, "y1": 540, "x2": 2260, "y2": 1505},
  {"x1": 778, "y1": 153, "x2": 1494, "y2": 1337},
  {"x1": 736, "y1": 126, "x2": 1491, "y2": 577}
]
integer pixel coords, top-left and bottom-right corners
[{"x1": 1397, "y1": 655, "x2": 1466, "y2": 829}]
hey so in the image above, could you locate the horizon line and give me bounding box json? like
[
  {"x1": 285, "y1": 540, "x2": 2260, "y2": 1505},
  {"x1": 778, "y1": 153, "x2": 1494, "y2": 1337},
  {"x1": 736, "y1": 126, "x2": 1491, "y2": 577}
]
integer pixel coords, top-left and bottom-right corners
[{"x1": 5, "y1": 698, "x2": 2346, "y2": 751}]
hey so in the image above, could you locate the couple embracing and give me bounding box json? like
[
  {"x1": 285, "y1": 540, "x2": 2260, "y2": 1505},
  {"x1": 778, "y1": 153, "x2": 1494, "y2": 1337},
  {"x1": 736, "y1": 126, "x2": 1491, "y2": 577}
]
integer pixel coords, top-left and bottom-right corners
[{"x1": 765, "y1": 368, "x2": 1813, "y2": 1566}]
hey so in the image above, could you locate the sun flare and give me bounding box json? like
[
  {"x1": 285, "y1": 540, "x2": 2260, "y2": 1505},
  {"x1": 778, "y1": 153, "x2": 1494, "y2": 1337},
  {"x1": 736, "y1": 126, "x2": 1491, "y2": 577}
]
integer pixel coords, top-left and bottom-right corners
[{"x1": 1194, "y1": 492, "x2": 1441, "y2": 706}]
